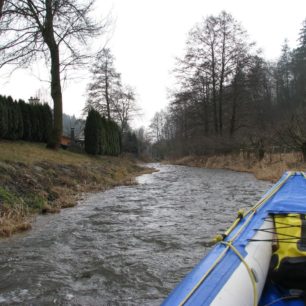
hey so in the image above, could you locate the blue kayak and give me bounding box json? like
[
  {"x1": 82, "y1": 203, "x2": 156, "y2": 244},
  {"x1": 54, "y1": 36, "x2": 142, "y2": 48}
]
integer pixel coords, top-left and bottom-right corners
[{"x1": 162, "y1": 172, "x2": 306, "y2": 306}]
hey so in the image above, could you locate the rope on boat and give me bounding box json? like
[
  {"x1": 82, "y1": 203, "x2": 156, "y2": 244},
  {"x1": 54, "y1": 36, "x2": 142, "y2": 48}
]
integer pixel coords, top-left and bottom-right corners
[
  {"x1": 179, "y1": 171, "x2": 294, "y2": 306},
  {"x1": 220, "y1": 241, "x2": 258, "y2": 306}
]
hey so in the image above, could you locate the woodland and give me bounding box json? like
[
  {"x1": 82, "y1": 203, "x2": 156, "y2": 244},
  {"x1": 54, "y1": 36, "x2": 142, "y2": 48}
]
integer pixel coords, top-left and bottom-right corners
[{"x1": 149, "y1": 12, "x2": 306, "y2": 160}]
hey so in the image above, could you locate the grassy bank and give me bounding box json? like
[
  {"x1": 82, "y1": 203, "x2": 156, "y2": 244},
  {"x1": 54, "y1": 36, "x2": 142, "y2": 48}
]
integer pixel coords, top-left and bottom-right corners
[
  {"x1": 0, "y1": 141, "x2": 153, "y2": 237},
  {"x1": 171, "y1": 152, "x2": 305, "y2": 182}
]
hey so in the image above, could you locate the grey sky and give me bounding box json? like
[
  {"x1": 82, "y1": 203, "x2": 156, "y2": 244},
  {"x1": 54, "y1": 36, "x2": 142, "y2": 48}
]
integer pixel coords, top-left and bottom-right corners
[{"x1": 1, "y1": 0, "x2": 306, "y2": 127}]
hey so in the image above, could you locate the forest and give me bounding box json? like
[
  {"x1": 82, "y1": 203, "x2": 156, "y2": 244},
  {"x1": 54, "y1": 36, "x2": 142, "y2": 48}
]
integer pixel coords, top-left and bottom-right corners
[{"x1": 149, "y1": 12, "x2": 306, "y2": 160}]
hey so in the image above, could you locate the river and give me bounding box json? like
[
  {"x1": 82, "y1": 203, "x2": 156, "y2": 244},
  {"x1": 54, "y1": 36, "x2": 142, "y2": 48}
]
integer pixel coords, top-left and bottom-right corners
[{"x1": 0, "y1": 164, "x2": 271, "y2": 305}]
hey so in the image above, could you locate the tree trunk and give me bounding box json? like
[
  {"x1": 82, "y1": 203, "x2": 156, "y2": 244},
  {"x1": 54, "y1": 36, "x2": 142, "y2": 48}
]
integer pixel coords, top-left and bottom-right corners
[
  {"x1": 218, "y1": 16, "x2": 228, "y2": 136},
  {"x1": 47, "y1": 45, "x2": 63, "y2": 149},
  {"x1": 218, "y1": 42, "x2": 226, "y2": 135},
  {"x1": 211, "y1": 48, "x2": 218, "y2": 134},
  {"x1": 202, "y1": 97, "x2": 209, "y2": 134},
  {"x1": 44, "y1": 0, "x2": 63, "y2": 149},
  {"x1": 230, "y1": 97, "x2": 237, "y2": 136},
  {"x1": 105, "y1": 62, "x2": 111, "y2": 120},
  {"x1": 205, "y1": 81, "x2": 210, "y2": 134},
  {"x1": 201, "y1": 78, "x2": 209, "y2": 134},
  {"x1": 256, "y1": 142, "x2": 265, "y2": 161},
  {"x1": 0, "y1": 0, "x2": 4, "y2": 18},
  {"x1": 218, "y1": 84, "x2": 223, "y2": 135},
  {"x1": 230, "y1": 77, "x2": 239, "y2": 136}
]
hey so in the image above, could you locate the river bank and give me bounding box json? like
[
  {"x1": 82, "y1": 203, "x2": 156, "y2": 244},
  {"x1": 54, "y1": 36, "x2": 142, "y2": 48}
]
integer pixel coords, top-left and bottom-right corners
[
  {"x1": 0, "y1": 141, "x2": 153, "y2": 237},
  {"x1": 170, "y1": 152, "x2": 305, "y2": 182}
]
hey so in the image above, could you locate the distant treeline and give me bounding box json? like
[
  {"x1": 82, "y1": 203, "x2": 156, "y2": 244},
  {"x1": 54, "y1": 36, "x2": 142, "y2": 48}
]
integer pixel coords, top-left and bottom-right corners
[
  {"x1": 0, "y1": 95, "x2": 52, "y2": 142},
  {"x1": 84, "y1": 109, "x2": 121, "y2": 156},
  {"x1": 150, "y1": 12, "x2": 306, "y2": 160}
]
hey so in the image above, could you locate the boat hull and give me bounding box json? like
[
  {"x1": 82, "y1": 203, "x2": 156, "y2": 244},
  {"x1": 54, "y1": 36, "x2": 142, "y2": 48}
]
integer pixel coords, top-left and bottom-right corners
[
  {"x1": 210, "y1": 219, "x2": 272, "y2": 306},
  {"x1": 162, "y1": 172, "x2": 306, "y2": 306}
]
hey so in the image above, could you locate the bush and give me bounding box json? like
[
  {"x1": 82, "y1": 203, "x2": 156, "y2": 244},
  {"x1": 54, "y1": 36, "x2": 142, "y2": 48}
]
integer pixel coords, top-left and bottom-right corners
[
  {"x1": 84, "y1": 109, "x2": 121, "y2": 156},
  {"x1": 122, "y1": 131, "x2": 138, "y2": 154},
  {"x1": 84, "y1": 109, "x2": 101, "y2": 154}
]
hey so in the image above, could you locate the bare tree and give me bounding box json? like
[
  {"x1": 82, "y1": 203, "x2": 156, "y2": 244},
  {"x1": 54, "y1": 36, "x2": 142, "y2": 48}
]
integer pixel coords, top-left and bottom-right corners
[
  {"x1": 148, "y1": 14, "x2": 306, "y2": 159},
  {"x1": 149, "y1": 111, "x2": 167, "y2": 142},
  {"x1": 112, "y1": 85, "x2": 139, "y2": 133},
  {"x1": 185, "y1": 11, "x2": 253, "y2": 135},
  {"x1": 85, "y1": 48, "x2": 121, "y2": 120},
  {"x1": 0, "y1": 0, "x2": 104, "y2": 148},
  {"x1": 85, "y1": 48, "x2": 139, "y2": 132},
  {"x1": 135, "y1": 127, "x2": 151, "y2": 156}
]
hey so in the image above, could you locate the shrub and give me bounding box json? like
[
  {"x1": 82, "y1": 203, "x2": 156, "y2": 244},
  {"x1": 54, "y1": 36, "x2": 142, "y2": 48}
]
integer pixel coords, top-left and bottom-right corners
[{"x1": 85, "y1": 109, "x2": 121, "y2": 156}]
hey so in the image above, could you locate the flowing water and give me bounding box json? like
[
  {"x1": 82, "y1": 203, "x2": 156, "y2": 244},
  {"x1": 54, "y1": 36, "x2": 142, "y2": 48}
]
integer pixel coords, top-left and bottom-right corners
[{"x1": 0, "y1": 164, "x2": 272, "y2": 305}]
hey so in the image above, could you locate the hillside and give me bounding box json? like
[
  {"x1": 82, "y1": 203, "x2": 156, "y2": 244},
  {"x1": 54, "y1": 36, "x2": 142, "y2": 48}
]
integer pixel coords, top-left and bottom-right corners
[{"x1": 0, "y1": 141, "x2": 152, "y2": 237}]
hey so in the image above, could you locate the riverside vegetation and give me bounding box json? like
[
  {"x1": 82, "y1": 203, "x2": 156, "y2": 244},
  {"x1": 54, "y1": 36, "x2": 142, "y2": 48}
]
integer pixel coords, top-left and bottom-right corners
[
  {"x1": 0, "y1": 93, "x2": 144, "y2": 238},
  {"x1": 171, "y1": 152, "x2": 305, "y2": 182},
  {"x1": 0, "y1": 141, "x2": 152, "y2": 238}
]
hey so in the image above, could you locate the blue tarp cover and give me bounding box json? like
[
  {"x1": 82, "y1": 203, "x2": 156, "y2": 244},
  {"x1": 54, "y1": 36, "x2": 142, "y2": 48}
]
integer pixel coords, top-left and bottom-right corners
[{"x1": 267, "y1": 173, "x2": 306, "y2": 214}]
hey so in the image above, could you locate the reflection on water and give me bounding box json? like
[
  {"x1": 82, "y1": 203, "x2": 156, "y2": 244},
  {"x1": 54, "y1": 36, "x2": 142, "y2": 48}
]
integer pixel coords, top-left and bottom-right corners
[{"x1": 0, "y1": 164, "x2": 271, "y2": 305}]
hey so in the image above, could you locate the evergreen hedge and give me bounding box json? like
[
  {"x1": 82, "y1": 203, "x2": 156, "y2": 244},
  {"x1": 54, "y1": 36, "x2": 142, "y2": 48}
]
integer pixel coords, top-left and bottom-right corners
[
  {"x1": 0, "y1": 95, "x2": 52, "y2": 143},
  {"x1": 122, "y1": 131, "x2": 138, "y2": 154},
  {"x1": 84, "y1": 109, "x2": 121, "y2": 156}
]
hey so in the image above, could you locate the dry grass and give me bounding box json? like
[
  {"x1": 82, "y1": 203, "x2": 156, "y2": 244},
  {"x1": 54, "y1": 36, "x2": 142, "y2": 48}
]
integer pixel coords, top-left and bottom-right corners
[
  {"x1": 0, "y1": 140, "x2": 126, "y2": 166},
  {"x1": 0, "y1": 140, "x2": 153, "y2": 237},
  {"x1": 172, "y1": 152, "x2": 306, "y2": 182},
  {"x1": 0, "y1": 204, "x2": 32, "y2": 237}
]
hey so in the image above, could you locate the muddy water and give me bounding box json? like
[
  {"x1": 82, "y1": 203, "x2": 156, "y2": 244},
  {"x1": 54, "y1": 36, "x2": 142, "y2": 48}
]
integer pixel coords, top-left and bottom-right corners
[{"x1": 0, "y1": 164, "x2": 271, "y2": 305}]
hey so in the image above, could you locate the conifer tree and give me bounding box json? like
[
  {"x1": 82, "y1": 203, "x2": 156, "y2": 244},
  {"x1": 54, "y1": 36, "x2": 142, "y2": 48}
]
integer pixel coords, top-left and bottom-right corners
[
  {"x1": 41, "y1": 104, "x2": 52, "y2": 143},
  {"x1": 85, "y1": 109, "x2": 101, "y2": 155},
  {"x1": 0, "y1": 96, "x2": 8, "y2": 138},
  {"x1": 19, "y1": 100, "x2": 32, "y2": 141}
]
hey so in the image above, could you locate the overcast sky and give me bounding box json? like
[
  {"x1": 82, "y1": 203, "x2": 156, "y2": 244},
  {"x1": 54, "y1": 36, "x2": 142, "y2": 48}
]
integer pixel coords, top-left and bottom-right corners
[{"x1": 1, "y1": 0, "x2": 306, "y2": 128}]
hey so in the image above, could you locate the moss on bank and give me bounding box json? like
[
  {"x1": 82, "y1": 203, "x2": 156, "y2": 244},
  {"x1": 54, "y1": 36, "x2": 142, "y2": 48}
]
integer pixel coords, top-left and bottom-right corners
[
  {"x1": 171, "y1": 152, "x2": 305, "y2": 182},
  {"x1": 0, "y1": 141, "x2": 153, "y2": 237}
]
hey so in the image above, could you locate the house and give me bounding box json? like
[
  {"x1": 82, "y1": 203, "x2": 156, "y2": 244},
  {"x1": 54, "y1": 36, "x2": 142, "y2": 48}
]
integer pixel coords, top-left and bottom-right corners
[
  {"x1": 60, "y1": 135, "x2": 71, "y2": 149},
  {"x1": 60, "y1": 128, "x2": 84, "y2": 150}
]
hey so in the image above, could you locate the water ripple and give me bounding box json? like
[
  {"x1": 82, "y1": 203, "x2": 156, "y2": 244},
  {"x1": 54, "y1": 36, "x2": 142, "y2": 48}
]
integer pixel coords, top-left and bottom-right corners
[{"x1": 0, "y1": 164, "x2": 271, "y2": 305}]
